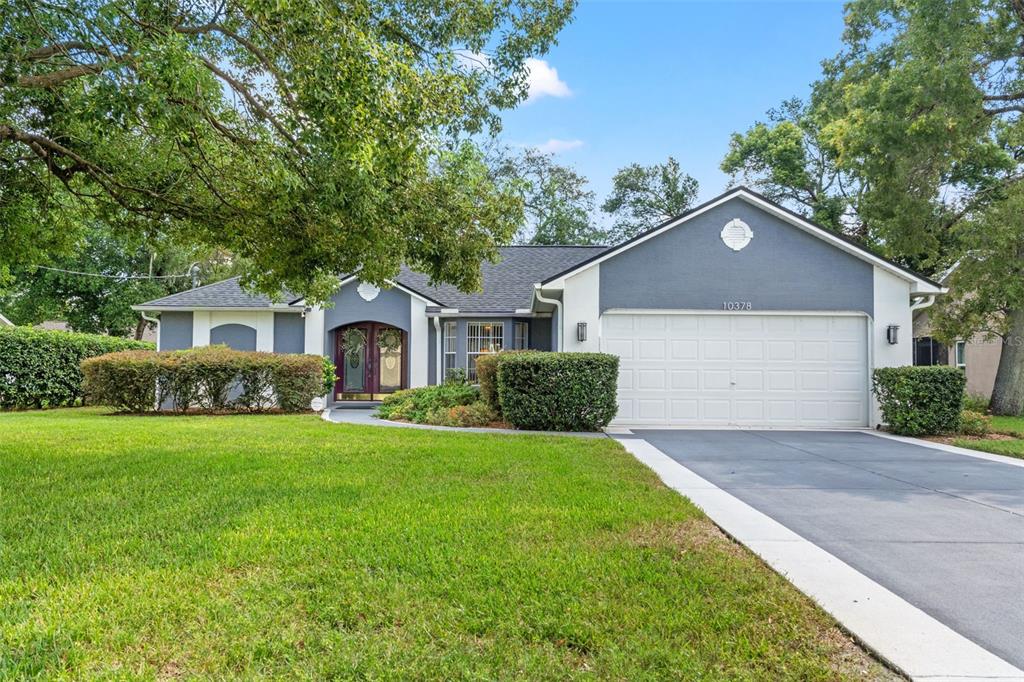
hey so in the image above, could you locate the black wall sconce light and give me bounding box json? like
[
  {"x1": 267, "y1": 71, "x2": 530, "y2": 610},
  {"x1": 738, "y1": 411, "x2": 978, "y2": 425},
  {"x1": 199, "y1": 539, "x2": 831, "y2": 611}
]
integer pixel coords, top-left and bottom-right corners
[
  {"x1": 886, "y1": 324, "x2": 899, "y2": 345},
  {"x1": 577, "y1": 322, "x2": 587, "y2": 343}
]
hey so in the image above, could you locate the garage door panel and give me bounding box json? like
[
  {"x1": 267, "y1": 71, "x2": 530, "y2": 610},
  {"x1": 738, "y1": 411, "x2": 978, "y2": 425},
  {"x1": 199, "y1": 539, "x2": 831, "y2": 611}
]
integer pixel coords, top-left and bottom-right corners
[{"x1": 603, "y1": 313, "x2": 868, "y2": 428}]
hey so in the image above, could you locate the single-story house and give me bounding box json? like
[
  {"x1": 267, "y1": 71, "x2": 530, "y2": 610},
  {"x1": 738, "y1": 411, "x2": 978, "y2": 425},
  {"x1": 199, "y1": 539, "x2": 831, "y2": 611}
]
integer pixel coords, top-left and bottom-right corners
[{"x1": 134, "y1": 186, "x2": 945, "y2": 428}]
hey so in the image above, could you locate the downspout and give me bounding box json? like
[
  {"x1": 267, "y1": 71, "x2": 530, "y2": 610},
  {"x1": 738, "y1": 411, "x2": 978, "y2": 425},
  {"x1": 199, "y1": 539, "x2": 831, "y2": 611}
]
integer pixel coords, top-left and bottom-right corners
[
  {"x1": 140, "y1": 311, "x2": 160, "y2": 350},
  {"x1": 910, "y1": 294, "x2": 937, "y2": 312},
  {"x1": 432, "y1": 316, "x2": 442, "y2": 385},
  {"x1": 533, "y1": 284, "x2": 563, "y2": 352}
]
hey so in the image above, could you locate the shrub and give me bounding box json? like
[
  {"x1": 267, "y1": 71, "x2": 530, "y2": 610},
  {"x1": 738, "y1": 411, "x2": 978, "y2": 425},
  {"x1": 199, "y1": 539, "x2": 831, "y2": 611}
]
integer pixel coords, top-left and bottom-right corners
[
  {"x1": 963, "y1": 393, "x2": 990, "y2": 413},
  {"x1": 376, "y1": 383, "x2": 479, "y2": 423},
  {"x1": 476, "y1": 350, "x2": 531, "y2": 413},
  {"x1": 81, "y1": 347, "x2": 323, "y2": 413},
  {"x1": 0, "y1": 326, "x2": 153, "y2": 409},
  {"x1": 958, "y1": 410, "x2": 992, "y2": 437},
  {"x1": 497, "y1": 352, "x2": 619, "y2": 431},
  {"x1": 475, "y1": 353, "x2": 501, "y2": 410},
  {"x1": 321, "y1": 356, "x2": 336, "y2": 395},
  {"x1": 872, "y1": 366, "x2": 966, "y2": 436},
  {"x1": 424, "y1": 401, "x2": 498, "y2": 427},
  {"x1": 443, "y1": 366, "x2": 467, "y2": 386}
]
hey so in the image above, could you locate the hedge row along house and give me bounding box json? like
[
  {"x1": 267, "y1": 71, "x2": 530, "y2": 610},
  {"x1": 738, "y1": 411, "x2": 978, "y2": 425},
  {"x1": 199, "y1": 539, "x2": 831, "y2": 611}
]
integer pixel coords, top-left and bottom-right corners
[{"x1": 134, "y1": 187, "x2": 945, "y2": 428}]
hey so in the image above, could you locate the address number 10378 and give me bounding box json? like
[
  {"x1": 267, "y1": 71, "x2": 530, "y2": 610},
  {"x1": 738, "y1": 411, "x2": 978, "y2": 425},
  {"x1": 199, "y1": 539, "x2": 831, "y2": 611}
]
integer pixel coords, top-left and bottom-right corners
[{"x1": 722, "y1": 301, "x2": 753, "y2": 311}]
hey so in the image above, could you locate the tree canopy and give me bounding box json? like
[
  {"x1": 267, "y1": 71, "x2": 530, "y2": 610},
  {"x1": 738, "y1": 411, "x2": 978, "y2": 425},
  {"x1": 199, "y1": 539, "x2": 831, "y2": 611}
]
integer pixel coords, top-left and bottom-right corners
[
  {"x1": 0, "y1": 0, "x2": 576, "y2": 301},
  {"x1": 492, "y1": 147, "x2": 603, "y2": 245},
  {"x1": 601, "y1": 156, "x2": 698, "y2": 243}
]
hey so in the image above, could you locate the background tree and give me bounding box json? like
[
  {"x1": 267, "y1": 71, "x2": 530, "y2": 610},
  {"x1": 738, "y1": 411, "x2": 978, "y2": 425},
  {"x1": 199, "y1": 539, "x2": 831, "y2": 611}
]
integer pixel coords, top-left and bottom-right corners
[
  {"x1": 809, "y1": 0, "x2": 1024, "y2": 414},
  {"x1": 721, "y1": 98, "x2": 865, "y2": 239},
  {"x1": 493, "y1": 148, "x2": 603, "y2": 245},
  {"x1": 601, "y1": 157, "x2": 699, "y2": 243},
  {"x1": 0, "y1": 0, "x2": 575, "y2": 301},
  {"x1": 0, "y1": 223, "x2": 243, "y2": 338}
]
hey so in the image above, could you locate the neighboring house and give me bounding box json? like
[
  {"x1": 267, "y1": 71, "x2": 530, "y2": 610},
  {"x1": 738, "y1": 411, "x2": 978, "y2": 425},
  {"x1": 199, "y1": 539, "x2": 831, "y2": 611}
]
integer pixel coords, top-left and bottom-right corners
[
  {"x1": 913, "y1": 307, "x2": 1002, "y2": 399},
  {"x1": 134, "y1": 186, "x2": 944, "y2": 428},
  {"x1": 34, "y1": 319, "x2": 158, "y2": 343}
]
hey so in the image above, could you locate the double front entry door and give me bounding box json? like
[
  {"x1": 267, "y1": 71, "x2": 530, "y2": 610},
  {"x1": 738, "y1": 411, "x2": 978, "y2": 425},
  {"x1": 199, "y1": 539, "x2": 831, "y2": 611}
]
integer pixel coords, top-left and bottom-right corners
[{"x1": 334, "y1": 323, "x2": 406, "y2": 401}]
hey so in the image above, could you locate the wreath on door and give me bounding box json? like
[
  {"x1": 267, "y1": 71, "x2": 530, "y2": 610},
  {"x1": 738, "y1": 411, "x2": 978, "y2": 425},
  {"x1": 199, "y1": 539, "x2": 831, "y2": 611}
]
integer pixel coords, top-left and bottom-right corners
[
  {"x1": 340, "y1": 327, "x2": 367, "y2": 365},
  {"x1": 376, "y1": 327, "x2": 402, "y2": 353}
]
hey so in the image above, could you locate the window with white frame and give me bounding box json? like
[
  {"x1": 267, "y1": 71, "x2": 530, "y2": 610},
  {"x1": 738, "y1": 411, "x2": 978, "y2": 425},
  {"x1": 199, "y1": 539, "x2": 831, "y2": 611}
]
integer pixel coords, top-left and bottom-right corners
[
  {"x1": 513, "y1": 322, "x2": 528, "y2": 350},
  {"x1": 467, "y1": 321, "x2": 503, "y2": 381},
  {"x1": 955, "y1": 340, "x2": 967, "y2": 369},
  {"x1": 443, "y1": 320, "x2": 457, "y2": 380}
]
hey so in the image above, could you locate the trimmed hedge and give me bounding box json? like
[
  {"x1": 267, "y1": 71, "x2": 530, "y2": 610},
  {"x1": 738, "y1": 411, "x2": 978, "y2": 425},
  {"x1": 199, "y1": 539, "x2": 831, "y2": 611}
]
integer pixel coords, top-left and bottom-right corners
[
  {"x1": 81, "y1": 346, "x2": 324, "y2": 413},
  {"x1": 872, "y1": 366, "x2": 966, "y2": 436},
  {"x1": 497, "y1": 352, "x2": 619, "y2": 431},
  {"x1": 475, "y1": 350, "x2": 532, "y2": 413},
  {"x1": 0, "y1": 326, "x2": 153, "y2": 409}
]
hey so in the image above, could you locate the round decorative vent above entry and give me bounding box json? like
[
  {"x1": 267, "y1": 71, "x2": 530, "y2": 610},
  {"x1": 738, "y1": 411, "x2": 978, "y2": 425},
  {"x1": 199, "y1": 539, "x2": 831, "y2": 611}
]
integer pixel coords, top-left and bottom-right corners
[
  {"x1": 357, "y1": 281, "x2": 380, "y2": 301},
  {"x1": 720, "y1": 219, "x2": 753, "y2": 251}
]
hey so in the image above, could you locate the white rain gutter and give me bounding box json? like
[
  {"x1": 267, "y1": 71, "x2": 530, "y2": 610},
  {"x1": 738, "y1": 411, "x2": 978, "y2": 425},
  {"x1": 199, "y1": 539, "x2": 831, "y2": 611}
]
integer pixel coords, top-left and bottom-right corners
[{"x1": 533, "y1": 284, "x2": 563, "y2": 351}]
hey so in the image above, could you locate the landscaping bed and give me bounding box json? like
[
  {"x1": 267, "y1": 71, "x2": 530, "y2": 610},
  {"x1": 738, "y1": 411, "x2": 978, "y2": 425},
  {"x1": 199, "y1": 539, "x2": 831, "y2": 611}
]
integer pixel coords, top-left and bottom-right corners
[{"x1": 0, "y1": 408, "x2": 896, "y2": 679}]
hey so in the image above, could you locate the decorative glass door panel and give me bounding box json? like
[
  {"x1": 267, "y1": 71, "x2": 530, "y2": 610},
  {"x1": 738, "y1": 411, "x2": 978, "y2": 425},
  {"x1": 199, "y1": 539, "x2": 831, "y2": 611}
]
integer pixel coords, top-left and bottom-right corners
[{"x1": 377, "y1": 326, "x2": 403, "y2": 393}]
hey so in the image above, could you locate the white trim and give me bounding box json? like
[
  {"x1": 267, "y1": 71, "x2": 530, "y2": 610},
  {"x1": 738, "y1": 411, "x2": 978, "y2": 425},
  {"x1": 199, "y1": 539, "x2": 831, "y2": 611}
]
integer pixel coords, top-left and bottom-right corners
[
  {"x1": 533, "y1": 286, "x2": 563, "y2": 351},
  {"x1": 133, "y1": 306, "x2": 298, "y2": 313},
  {"x1": 426, "y1": 311, "x2": 551, "y2": 318},
  {"x1": 409, "y1": 297, "x2": 428, "y2": 387},
  {"x1": 619, "y1": 437, "x2": 1024, "y2": 680},
  {"x1": 542, "y1": 188, "x2": 946, "y2": 293}
]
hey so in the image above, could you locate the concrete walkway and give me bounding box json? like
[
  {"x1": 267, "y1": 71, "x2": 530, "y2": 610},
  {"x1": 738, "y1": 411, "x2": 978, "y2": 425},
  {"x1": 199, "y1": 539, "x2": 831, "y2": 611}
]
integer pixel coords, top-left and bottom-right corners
[
  {"x1": 618, "y1": 429, "x2": 1024, "y2": 681},
  {"x1": 323, "y1": 407, "x2": 608, "y2": 438}
]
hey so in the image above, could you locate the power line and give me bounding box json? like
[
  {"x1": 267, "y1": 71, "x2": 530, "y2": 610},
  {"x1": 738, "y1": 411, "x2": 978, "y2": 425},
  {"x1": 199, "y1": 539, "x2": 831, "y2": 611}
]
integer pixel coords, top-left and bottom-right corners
[{"x1": 32, "y1": 263, "x2": 201, "y2": 286}]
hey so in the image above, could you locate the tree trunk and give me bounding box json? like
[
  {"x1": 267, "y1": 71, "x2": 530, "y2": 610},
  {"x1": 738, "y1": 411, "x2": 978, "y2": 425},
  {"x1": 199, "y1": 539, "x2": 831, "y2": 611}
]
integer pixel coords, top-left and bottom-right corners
[
  {"x1": 134, "y1": 316, "x2": 147, "y2": 342},
  {"x1": 990, "y1": 307, "x2": 1024, "y2": 415}
]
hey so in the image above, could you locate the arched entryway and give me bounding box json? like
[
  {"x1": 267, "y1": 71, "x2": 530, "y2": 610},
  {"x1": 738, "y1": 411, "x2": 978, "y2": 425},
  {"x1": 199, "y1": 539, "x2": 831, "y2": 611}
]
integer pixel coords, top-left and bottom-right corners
[{"x1": 334, "y1": 322, "x2": 407, "y2": 401}]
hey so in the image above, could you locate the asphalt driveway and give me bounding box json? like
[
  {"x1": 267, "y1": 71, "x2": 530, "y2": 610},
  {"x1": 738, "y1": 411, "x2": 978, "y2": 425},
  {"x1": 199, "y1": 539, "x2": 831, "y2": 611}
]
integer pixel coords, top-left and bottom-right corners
[{"x1": 631, "y1": 429, "x2": 1024, "y2": 670}]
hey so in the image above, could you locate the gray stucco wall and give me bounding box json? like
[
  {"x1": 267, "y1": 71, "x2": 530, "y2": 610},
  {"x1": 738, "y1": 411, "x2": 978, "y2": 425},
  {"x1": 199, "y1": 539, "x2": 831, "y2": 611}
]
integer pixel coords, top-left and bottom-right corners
[
  {"x1": 273, "y1": 313, "x2": 305, "y2": 354},
  {"x1": 531, "y1": 315, "x2": 553, "y2": 351},
  {"x1": 428, "y1": 321, "x2": 437, "y2": 385},
  {"x1": 159, "y1": 311, "x2": 193, "y2": 350},
  {"x1": 210, "y1": 323, "x2": 257, "y2": 351},
  {"x1": 599, "y1": 197, "x2": 874, "y2": 315}
]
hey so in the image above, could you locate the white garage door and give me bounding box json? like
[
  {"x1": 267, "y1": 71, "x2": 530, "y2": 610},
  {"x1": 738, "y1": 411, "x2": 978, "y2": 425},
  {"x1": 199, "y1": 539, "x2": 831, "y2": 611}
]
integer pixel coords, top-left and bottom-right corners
[{"x1": 602, "y1": 313, "x2": 869, "y2": 428}]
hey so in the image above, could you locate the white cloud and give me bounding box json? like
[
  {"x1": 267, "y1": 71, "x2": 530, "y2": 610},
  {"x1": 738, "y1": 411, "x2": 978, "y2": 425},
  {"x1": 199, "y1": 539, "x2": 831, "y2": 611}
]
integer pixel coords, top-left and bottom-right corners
[
  {"x1": 533, "y1": 138, "x2": 584, "y2": 154},
  {"x1": 525, "y1": 58, "x2": 572, "y2": 102}
]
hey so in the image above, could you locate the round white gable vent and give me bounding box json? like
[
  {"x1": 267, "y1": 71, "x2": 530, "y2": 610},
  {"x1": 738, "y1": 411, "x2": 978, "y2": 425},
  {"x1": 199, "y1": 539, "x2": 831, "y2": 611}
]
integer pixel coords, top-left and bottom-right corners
[
  {"x1": 357, "y1": 281, "x2": 380, "y2": 301},
  {"x1": 721, "y1": 219, "x2": 753, "y2": 251}
]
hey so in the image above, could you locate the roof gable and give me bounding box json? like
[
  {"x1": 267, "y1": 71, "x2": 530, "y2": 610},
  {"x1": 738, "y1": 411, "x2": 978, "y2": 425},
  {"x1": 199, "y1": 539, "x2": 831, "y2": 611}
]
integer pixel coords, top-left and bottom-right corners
[{"x1": 540, "y1": 187, "x2": 944, "y2": 293}]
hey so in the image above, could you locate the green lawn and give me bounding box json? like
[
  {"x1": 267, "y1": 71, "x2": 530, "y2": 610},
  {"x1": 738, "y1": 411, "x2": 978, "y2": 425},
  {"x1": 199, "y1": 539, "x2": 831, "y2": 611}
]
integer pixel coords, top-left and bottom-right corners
[
  {"x1": 952, "y1": 415, "x2": 1024, "y2": 459},
  {"x1": 0, "y1": 409, "x2": 893, "y2": 680}
]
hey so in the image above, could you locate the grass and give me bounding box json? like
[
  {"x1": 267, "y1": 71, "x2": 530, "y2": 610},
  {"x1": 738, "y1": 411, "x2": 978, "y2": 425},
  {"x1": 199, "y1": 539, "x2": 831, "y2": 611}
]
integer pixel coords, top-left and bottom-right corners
[
  {"x1": 0, "y1": 409, "x2": 895, "y2": 680},
  {"x1": 952, "y1": 415, "x2": 1024, "y2": 459}
]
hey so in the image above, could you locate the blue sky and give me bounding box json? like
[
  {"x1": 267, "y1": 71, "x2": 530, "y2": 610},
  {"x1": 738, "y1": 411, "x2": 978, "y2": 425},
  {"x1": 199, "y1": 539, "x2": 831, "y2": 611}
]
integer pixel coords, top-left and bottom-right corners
[{"x1": 498, "y1": 1, "x2": 847, "y2": 204}]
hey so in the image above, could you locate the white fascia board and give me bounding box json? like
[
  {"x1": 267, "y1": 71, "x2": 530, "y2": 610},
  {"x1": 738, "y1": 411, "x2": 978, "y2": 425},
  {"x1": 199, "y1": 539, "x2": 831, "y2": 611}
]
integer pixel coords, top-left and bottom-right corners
[
  {"x1": 290, "y1": 274, "x2": 444, "y2": 307},
  {"x1": 131, "y1": 305, "x2": 298, "y2": 313},
  {"x1": 540, "y1": 188, "x2": 943, "y2": 292}
]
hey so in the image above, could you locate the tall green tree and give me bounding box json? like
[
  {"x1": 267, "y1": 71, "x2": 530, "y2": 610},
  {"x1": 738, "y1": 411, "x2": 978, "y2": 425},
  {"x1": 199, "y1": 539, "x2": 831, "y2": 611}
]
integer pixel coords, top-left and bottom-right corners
[
  {"x1": 721, "y1": 98, "x2": 865, "y2": 239},
  {"x1": 1, "y1": 223, "x2": 242, "y2": 338},
  {"x1": 0, "y1": 0, "x2": 575, "y2": 300},
  {"x1": 601, "y1": 157, "x2": 698, "y2": 243},
  {"x1": 493, "y1": 148, "x2": 602, "y2": 245}
]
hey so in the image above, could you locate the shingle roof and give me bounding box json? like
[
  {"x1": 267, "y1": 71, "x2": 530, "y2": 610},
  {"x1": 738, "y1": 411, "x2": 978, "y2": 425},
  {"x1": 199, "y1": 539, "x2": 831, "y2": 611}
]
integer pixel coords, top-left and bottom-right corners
[
  {"x1": 138, "y1": 246, "x2": 606, "y2": 312},
  {"x1": 137, "y1": 277, "x2": 296, "y2": 308}
]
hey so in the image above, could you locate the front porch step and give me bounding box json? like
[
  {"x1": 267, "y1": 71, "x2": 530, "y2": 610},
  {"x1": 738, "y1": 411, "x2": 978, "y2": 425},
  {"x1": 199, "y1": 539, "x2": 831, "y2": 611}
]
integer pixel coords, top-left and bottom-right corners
[{"x1": 330, "y1": 400, "x2": 382, "y2": 410}]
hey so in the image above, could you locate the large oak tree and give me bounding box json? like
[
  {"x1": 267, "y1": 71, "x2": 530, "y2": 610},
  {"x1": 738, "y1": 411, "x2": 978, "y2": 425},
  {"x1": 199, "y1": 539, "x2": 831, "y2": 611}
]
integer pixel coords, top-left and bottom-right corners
[{"x1": 0, "y1": 0, "x2": 575, "y2": 302}]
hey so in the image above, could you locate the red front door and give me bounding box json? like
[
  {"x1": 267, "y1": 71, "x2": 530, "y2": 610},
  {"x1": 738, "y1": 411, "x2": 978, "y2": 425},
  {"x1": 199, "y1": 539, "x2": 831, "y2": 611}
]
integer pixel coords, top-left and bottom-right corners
[{"x1": 334, "y1": 323, "x2": 406, "y2": 400}]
